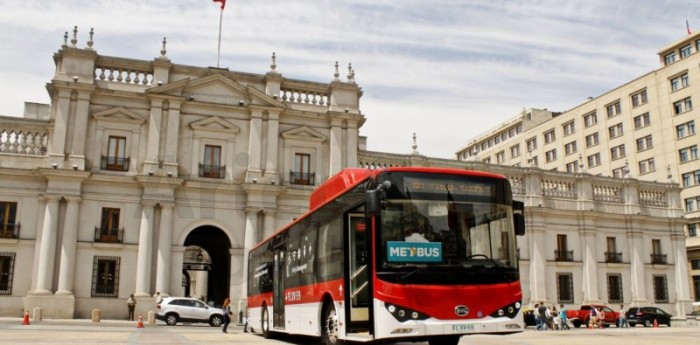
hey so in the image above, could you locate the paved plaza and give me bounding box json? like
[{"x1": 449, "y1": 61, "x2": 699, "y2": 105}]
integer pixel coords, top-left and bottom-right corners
[{"x1": 0, "y1": 317, "x2": 698, "y2": 345}]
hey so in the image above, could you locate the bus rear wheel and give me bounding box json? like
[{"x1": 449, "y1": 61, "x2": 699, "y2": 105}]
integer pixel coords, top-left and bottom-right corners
[
  {"x1": 262, "y1": 306, "x2": 272, "y2": 339},
  {"x1": 322, "y1": 304, "x2": 344, "y2": 345},
  {"x1": 428, "y1": 335, "x2": 460, "y2": 345}
]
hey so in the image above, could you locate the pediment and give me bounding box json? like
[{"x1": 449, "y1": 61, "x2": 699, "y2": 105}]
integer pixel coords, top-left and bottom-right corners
[
  {"x1": 92, "y1": 107, "x2": 145, "y2": 124},
  {"x1": 190, "y1": 116, "x2": 240, "y2": 134},
  {"x1": 281, "y1": 126, "x2": 327, "y2": 143}
]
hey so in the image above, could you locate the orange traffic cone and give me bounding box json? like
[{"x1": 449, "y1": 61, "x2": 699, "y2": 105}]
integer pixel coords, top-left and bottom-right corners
[
  {"x1": 22, "y1": 310, "x2": 30, "y2": 325},
  {"x1": 136, "y1": 314, "x2": 144, "y2": 328},
  {"x1": 653, "y1": 319, "x2": 658, "y2": 328}
]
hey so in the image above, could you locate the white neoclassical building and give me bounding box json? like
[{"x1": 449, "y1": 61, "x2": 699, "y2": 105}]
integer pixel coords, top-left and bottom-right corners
[{"x1": 0, "y1": 27, "x2": 692, "y2": 320}]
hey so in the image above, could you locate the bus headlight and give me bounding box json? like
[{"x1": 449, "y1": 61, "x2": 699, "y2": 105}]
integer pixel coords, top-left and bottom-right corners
[
  {"x1": 385, "y1": 303, "x2": 429, "y2": 322},
  {"x1": 489, "y1": 300, "x2": 521, "y2": 319}
]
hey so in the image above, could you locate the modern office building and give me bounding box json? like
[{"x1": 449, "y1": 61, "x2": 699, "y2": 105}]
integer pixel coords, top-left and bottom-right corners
[
  {"x1": 0, "y1": 27, "x2": 692, "y2": 321},
  {"x1": 456, "y1": 33, "x2": 700, "y2": 305}
]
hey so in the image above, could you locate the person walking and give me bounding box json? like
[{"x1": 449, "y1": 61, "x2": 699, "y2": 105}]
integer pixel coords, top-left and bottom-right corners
[
  {"x1": 222, "y1": 298, "x2": 232, "y2": 333},
  {"x1": 559, "y1": 304, "x2": 570, "y2": 330},
  {"x1": 618, "y1": 304, "x2": 629, "y2": 328},
  {"x1": 537, "y1": 302, "x2": 549, "y2": 331},
  {"x1": 127, "y1": 294, "x2": 136, "y2": 321}
]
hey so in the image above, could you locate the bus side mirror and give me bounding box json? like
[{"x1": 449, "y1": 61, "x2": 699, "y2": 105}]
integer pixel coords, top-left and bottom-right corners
[
  {"x1": 365, "y1": 189, "x2": 381, "y2": 217},
  {"x1": 513, "y1": 200, "x2": 525, "y2": 236}
]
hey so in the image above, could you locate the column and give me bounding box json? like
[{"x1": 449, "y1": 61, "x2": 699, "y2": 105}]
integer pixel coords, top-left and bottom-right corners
[
  {"x1": 247, "y1": 111, "x2": 263, "y2": 179},
  {"x1": 528, "y1": 217, "x2": 547, "y2": 302},
  {"x1": 346, "y1": 121, "x2": 358, "y2": 168},
  {"x1": 329, "y1": 118, "x2": 342, "y2": 175},
  {"x1": 155, "y1": 203, "x2": 174, "y2": 296},
  {"x1": 70, "y1": 91, "x2": 91, "y2": 159},
  {"x1": 240, "y1": 209, "x2": 258, "y2": 300},
  {"x1": 263, "y1": 210, "x2": 276, "y2": 240},
  {"x1": 35, "y1": 196, "x2": 60, "y2": 293},
  {"x1": 163, "y1": 102, "x2": 181, "y2": 163},
  {"x1": 580, "y1": 229, "x2": 599, "y2": 302},
  {"x1": 49, "y1": 90, "x2": 71, "y2": 158},
  {"x1": 56, "y1": 197, "x2": 81, "y2": 294},
  {"x1": 135, "y1": 202, "x2": 156, "y2": 296},
  {"x1": 264, "y1": 112, "x2": 280, "y2": 179},
  {"x1": 145, "y1": 100, "x2": 163, "y2": 164},
  {"x1": 628, "y1": 232, "x2": 647, "y2": 304},
  {"x1": 671, "y1": 232, "x2": 691, "y2": 316}
]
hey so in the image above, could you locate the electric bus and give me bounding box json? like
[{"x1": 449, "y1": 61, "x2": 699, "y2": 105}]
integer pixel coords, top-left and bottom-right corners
[{"x1": 247, "y1": 167, "x2": 525, "y2": 345}]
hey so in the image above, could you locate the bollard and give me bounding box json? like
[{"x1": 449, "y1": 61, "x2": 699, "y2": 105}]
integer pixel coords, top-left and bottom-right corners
[
  {"x1": 91, "y1": 308, "x2": 101, "y2": 323},
  {"x1": 33, "y1": 307, "x2": 43, "y2": 322},
  {"x1": 147, "y1": 311, "x2": 155, "y2": 324}
]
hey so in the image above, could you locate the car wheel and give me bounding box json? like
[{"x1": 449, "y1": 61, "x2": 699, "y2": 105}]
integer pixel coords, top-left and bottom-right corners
[
  {"x1": 322, "y1": 303, "x2": 344, "y2": 345},
  {"x1": 165, "y1": 313, "x2": 178, "y2": 326},
  {"x1": 572, "y1": 319, "x2": 581, "y2": 328},
  {"x1": 262, "y1": 306, "x2": 272, "y2": 339},
  {"x1": 210, "y1": 314, "x2": 223, "y2": 327},
  {"x1": 629, "y1": 322, "x2": 636, "y2": 327},
  {"x1": 643, "y1": 319, "x2": 652, "y2": 327}
]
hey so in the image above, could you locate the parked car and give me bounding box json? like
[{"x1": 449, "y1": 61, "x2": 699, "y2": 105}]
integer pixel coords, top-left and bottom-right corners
[
  {"x1": 523, "y1": 307, "x2": 536, "y2": 327},
  {"x1": 626, "y1": 306, "x2": 672, "y2": 327},
  {"x1": 565, "y1": 304, "x2": 618, "y2": 328},
  {"x1": 155, "y1": 297, "x2": 225, "y2": 326}
]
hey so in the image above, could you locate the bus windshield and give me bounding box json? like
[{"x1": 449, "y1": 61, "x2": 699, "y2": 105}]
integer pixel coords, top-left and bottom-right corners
[{"x1": 375, "y1": 171, "x2": 518, "y2": 284}]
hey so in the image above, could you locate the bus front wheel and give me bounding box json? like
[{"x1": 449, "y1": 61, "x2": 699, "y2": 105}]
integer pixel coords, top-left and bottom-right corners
[
  {"x1": 428, "y1": 335, "x2": 460, "y2": 345},
  {"x1": 262, "y1": 306, "x2": 272, "y2": 339},
  {"x1": 322, "y1": 304, "x2": 344, "y2": 345}
]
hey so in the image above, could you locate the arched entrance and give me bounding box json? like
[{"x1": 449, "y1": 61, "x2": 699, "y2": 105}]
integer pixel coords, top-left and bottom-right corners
[{"x1": 183, "y1": 226, "x2": 231, "y2": 307}]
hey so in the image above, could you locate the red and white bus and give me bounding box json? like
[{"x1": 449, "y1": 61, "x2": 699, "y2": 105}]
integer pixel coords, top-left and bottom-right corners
[{"x1": 247, "y1": 167, "x2": 525, "y2": 345}]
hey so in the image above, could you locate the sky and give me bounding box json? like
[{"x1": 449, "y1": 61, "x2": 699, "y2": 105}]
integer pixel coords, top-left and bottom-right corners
[{"x1": 1, "y1": 0, "x2": 699, "y2": 159}]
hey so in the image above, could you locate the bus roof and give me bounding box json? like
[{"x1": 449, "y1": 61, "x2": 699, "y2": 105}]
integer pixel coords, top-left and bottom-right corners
[{"x1": 250, "y1": 167, "x2": 507, "y2": 251}]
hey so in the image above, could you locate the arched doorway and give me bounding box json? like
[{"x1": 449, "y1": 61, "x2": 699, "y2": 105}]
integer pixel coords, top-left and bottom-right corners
[{"x1": 183, "y1": 226, "x2": 231, "y2": 307}]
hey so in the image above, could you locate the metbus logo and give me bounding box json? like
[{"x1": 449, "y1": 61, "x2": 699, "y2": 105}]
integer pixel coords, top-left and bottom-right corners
[
  {"x1": 387, "y1": 241, "x2": 442, "y2": 263},
  {"x1": 455, "y1": 305, "x2": 469, "y2": 317}
]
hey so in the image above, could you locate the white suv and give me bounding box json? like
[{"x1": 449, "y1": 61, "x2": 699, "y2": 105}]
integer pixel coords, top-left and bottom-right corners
[{"x1": 155, "y1": 297, "x2": 225, "y2": 327}]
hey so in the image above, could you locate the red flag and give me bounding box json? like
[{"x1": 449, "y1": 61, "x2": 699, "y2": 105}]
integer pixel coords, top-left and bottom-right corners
[
  {"x1": 213, "y1": 0, "x2": 226, "y2": 10},
  {"x1": 687, "y1": 19, "x2": 692, "y2": 35}
]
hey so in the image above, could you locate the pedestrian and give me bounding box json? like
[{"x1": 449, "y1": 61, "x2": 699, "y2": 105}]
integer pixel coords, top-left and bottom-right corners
[
  {"x1": 552, "y1": 306, "x2": 560, "y2": 330},
  {"x1": 618, "y1": 304, "x2": 629, "y2": 328},
  {"x1": 598, "y1": 307, "x2": 605, "y2": 328},
  {"x1": 537, "y1": 302, "x2": 549, "y2": 331},
  {"x1": 589, "y1": 306, "x2": 598, "y2": 328},
  {"x1": 127, "y1": 294, "x2": 136, "y2": 321},
  {"x1": 222, "y1": 298, "x2": 231, "y2": 333},
  {"x1": 559, "y1": 304, "x2": 570, "y2": 330},
  {"x1": 534, "y1": 304, "x2": 542, "y2": 330}
]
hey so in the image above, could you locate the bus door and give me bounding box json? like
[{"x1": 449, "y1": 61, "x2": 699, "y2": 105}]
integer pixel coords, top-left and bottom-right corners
[
  {"x1": 346, "y1": 213, "x2": 371, "y2": 333},
  {"x1": 272, "y1": 246, "x2": 285, "y2": 329}
]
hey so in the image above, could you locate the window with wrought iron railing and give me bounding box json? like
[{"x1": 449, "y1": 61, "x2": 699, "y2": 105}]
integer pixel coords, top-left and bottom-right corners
[
  {"x1": 91, "y1": 256, "x2": 120, "y2": 298},
  {"x1": 651, "y1": 253, "x2": 668, "y2": 264},
  {"x1": 554, "y1": 250, "x2": 574, "y2": 262},
  {"x1": 605, "y1": 251, "x2": 622, "y2": 263},
  {"x1": 94, "y1": 227, "x2": 124, "y2": 243},
  {"x1": 290, "y1": 171, "x2": 315, "y2": 185},
  {"x1": 100, "y1": 155, "x2": 130, "y2": 171},
  {"x1": 0, "y1": 202, "x2": 19, "y2": 239},
  {"x1": 199, "y1": 163, "x2": 226, "y2": 179},
  {"x1": 0, "y1": 252, "x2": 15, "y2": 295}
]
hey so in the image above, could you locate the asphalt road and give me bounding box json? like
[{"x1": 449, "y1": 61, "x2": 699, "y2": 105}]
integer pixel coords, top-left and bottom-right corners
[{"x1": 0, "y1": 317, "x2": 698, "y2": 345}]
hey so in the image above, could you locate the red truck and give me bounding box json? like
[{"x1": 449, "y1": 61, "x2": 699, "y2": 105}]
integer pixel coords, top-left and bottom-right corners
[{"x1": 565, "y1": 304, "x2": 619, "y2": 328}]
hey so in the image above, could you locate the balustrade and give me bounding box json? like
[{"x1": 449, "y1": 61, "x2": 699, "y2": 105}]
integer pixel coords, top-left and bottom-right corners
[
  {"x1": 593, "y1": 184, "x2": 624, "y2": 203},
  {"x1": 279, "y1": 87, "x2": 329, "y2": 106},
  {"x1": 94, "y1": 227, "x2": 123, "y2": 243},
  {"x1": 639, "y1": 189, "x2": 667, "y2": 207},
  {"x1": 541, "y1": 179, "x2": 576, "y2": 199},
  {"x1": 0, "y1": 129, "x2": 47, "y2": 155}
]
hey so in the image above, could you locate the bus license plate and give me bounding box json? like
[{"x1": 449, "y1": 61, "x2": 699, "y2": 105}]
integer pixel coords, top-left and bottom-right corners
[{"x1": 449, "y1": 323, "x2": 475, "y2": 333}]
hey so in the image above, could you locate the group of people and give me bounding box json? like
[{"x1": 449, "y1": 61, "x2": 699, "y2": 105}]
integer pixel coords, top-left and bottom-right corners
[
  {"x1": 534, "y1": 302, "x2": 570, "y2": 331},
  {"x1": 588, "y1": 304, "x2": 630, "y2": 328}
]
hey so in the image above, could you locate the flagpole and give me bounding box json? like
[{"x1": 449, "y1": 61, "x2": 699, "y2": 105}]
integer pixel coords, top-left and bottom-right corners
[{"x1": 217, "y1": 8, "x2": 223, "y2": 67}]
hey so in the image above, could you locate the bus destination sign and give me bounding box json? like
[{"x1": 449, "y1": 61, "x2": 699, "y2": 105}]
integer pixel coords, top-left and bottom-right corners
[{"x1": 387, "y1": 241, "x2": 442, "y2": 263}]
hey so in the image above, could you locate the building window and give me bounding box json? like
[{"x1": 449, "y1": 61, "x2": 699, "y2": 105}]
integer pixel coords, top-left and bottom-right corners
[
  {"x1": 665, "y1": 52, "x2": 677, "y2": 65},
  {"x1": 566, "y1": 161, "x2": 578, "y2": 173},
  {"x1": 494, "y1": 136, "x2": 501, "y2": 144},
  {"x1": 0, "y1": 252, "x2": 15, "y2": 295},
  {"x1": 671, "y1": 72, "x2": 690, "y2": 91},
  {"x1": 608, "y1": 123, "x2": 624, "y2": 139},
  {"x1": 510, "y1": 144, "x2": 520, "y2": 158},
  {"x1": 563, "y1": 121, "x2": 575, "y2": 136},
  {"x1": 91, "y1": 256, "x2": 120, "y2": 298},
  {"x1": 638, "y1": 158, "x2": 655, "y2": 175},
  {"x1": 605, "y1": 237, "x2": 622, "y2": 263},
  {"x1": 96, "y1": 208, "x2": 123, "y2": 243},
  {"x1": 688, "y1": 223, "x2": 697, "y2": 237},
  {"x1": 527, "y1": 156, "x2": 538, "y2": 167},
  {"x1": 636, "y1": 135, "x2": 653, "y2": 152},
  {"x1": 291, "y1": 153, "x2": 314, "y2": 185},
  {"x1": 631, "y1": 90, "x2": 648, "y2": 107},
  {"x1": 585, "y1": 133, "x2": 599, "y2": 147},
  {"x1": 555, "y1": 234, "x2": 572, "y2": 261},
  {"x1": 682, "y1": 173, "x2": 691, "y2": 187},
  {"x1": 606, "y1": 101, "x2": 622, "y2": 118},
  {"x1": 0, "y1": 202, "x2": 19, "y2": 239},
  {"x1": 686, "y1": 198, "x2": 695, "y2": 212},
  {"x1": 583, "y1": 111, "x2": 598, "y2": 127},
  {"x1": 482, "y1": 157, "x2": 491, "y2": 164},
  {"x1": 651, "y1": 239, "x2": 666, "y2": 264},
  {"x1": 681, "y1": 44, "x2": 692, "y2": 58},
  {"x1": 634, "y1": 113, "x2": 651, "y2": 129},
  {"x1": 653, "y1": 275, "x2": 669, "y2": 303},
  {"x1": 526, "y1": 137, "x2": 537, "y2": 152},
  {"x1": 102, "y1": 136, "x2": 129, "y2": 171},
  {"x1": 694, "y1": 276, "x2": 700, "y2": 302},
  {"x1": 556, "y1": 273, "x2": 574, "y2": 303},
  {"x1": 679, "y1": 145, "x2": 699, "y2": 163},
  {"x1": 613, "y1": 167, "x2": 626, "y2": 178},
  {"x1": 676, "y1": 120, "x2": 696, "y2": 139},
  {"x1": 545, "y1": 149, "x2": 557, "y2": 163},
  {"x1": 200, "y1": 145, "x2": 225, "y2": 178},
  {"x1": 564, "y1": 141, "x2": 577, "y2": 155},
  {"x1": 544, "y1": 129, "x2": 556, "y2": 144},
  {"x1": 587, "y1": 153, "x2": 601, "y2": 168},
  {"x1": 607, "y1": 273, "x2": 623, "y2": 303},
  {"x1": 610, "y1": 144, "x2": 626, "y2": 160},
  {"x1": 496, "y1": 151, "x2": 505, "y2": 164},
  {"x1": 674, "y1": 97, "x2": 693, "y2": 115}
]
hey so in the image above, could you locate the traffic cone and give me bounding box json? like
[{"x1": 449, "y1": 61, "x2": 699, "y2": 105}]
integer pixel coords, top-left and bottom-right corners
[
  {"x1": 22, "y1": 311, "x2": 30, "y2": 325},
  {"x1": 653, "y1": 319, "x2": 658, "y2": 328},
  {"x1": 136, "y1": 314, "x2": 144, "y2": 328}
]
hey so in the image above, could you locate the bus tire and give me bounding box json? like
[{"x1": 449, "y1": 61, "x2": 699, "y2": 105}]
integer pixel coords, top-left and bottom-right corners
[
  {"x1": 262, "y1": 306, "x2": 272, "y2": 339},
  {"x1": 322, "y1": 303, "x2": 344, "y2": 345},
  {"x1": 428, "y1": 335, "x2": 460, "y2": 345}
]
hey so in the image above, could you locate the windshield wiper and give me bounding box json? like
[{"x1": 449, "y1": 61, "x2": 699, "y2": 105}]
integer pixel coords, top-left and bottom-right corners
[{"x1": 399, "y1": 265, "x2": 429, "y2": 282}]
